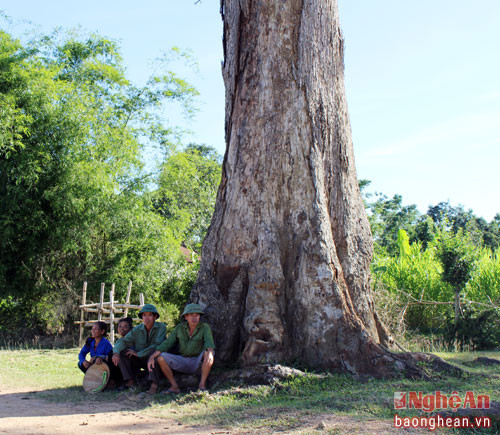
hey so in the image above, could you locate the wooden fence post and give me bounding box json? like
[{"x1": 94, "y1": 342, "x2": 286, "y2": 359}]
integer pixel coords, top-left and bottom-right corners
[
  {"x1": 98, "y1": 283, "x2": 105, "y2": 321},
  {"x1": 109, "y1": 284, "x2": 115, "y2": 343},
  {"x1": 79, "y1": 282, "x2": 87, "y2": 347},
  {"x1": 124, "y1": 281, "x2": 132, "y2": 318}
]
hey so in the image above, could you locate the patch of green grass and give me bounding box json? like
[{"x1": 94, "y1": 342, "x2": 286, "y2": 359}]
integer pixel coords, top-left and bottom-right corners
[
  {"x1": 0, "y1": 348, "x2": 131, "y2": 403},
  {"x1": 0, "y1": 348, "x2": 80, "y2": 390}
]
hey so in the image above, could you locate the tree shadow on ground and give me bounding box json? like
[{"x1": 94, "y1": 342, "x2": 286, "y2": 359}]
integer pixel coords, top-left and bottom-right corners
[{"x1": 0, "y1": 386, "x2": 163, "y2": 419}]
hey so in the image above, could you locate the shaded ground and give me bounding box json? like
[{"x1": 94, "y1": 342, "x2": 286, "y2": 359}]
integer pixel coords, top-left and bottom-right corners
[
  {"x1": 0, "y1": 386, "x2": 218, "y2": 435},
  {"x1": 0, "y1": 385, "x2": 429, "y2": 434}
]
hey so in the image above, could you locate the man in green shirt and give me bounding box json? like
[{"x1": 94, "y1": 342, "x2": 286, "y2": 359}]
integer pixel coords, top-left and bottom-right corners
[
  {"x1": 112, "y1": 304, "x2": 166, "y2": 390},
  {"x1": 147, "y1": 303, "x2": 215, "y2": 394}
]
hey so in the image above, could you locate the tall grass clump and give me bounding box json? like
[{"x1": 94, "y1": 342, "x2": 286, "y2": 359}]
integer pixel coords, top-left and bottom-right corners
[
  {"x1": 466, "y1": 248, "x2": 500, "y2": 305},
  {"x1": 372, "y1": 230, "x2": 453, "y2": 332},
  {"x1": 373, "y1": 230, "x2": 500, "y2": 350}
]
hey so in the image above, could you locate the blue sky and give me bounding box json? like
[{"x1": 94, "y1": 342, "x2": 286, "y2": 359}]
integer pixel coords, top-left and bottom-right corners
[{"x1": 2, "y1": 0, "x2": 499, "y2": 221}]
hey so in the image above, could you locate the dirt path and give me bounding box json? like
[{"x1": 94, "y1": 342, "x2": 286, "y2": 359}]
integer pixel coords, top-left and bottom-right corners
[
  {"x1": 0, "y1": 387, "x2": 221, "y2": 435},
  {"x1": 0, "y1": 386, "x2": 428, "y2": 434}
]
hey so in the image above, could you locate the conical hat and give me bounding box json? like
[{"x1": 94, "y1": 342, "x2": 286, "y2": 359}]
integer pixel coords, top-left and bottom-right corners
[{"x1": 83, "y1": 362, "x2": 110, "y2": 393}]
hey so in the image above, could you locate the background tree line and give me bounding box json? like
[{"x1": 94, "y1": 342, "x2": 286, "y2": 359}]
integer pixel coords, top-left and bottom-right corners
[
  {"x1": 363, "y1": 181, "x2": 500, "y2": 350},
  {"x1": 1, "y1": 25, "x2": 498, "y2": 350}
]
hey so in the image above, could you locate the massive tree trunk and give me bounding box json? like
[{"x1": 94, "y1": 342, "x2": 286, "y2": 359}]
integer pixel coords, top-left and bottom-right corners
[{"x1": 190, "y1": 0, "x2": 410, "y2": 377}]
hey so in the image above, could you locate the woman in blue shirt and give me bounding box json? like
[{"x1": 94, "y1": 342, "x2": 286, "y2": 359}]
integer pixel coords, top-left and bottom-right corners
[{"x1": 78, "y1": 321, "x2": 113, "y2": 372}]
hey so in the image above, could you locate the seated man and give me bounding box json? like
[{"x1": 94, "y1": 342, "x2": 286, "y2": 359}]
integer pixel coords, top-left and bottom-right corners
[
  {"x1": 147, "y1": 303, "x2": 215, "y2": 394},
  {"x1": 112, "y1": 304, "x2": 166, "y2": 390}
]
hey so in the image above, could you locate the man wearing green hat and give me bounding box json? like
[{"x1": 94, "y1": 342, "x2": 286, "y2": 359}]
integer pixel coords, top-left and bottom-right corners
[
  {"x1": 147, "y1": 303, "x2": 215, "y2": 394},
  {"x1": 112, "y1": 303, "x2": 166, "y2": 390}
]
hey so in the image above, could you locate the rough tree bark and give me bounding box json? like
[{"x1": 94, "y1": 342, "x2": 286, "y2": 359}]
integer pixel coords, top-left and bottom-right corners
[{"x1": 190, "y1": 0, "x2": 416, "y2": 377}]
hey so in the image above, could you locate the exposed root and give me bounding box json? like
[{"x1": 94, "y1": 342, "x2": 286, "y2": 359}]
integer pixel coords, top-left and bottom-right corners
[
  {"x1": 373, "y1": 310, "x2": 394, "y2": 348},
  {"x1": 398, "y1": 352, "x2": 466, "y2": 377},
  {"x1": 205, "y1": 352, "x2": 467, "y2": 390},
  {"x1": 210, "y1": 364, "x2": 318, "y2": 389}
]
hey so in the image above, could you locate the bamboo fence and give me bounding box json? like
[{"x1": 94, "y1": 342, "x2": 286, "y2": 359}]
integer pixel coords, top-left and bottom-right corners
[{"x1": 75, "y1": 281, "x2": 144, "y2": 345}]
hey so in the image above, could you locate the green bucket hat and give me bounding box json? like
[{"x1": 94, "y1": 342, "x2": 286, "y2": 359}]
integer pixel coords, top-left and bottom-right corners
[
  {"x1": 138, "y1": 303, "x2": 159, "y2": 319},
  {"x1": 181, "y1": 303, "x2": 204, "y2": 317}
]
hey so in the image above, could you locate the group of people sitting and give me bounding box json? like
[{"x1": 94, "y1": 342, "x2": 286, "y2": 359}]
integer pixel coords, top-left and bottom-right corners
[{"x1": 78, "y1": 303, "x2": 215, "y2": 394}]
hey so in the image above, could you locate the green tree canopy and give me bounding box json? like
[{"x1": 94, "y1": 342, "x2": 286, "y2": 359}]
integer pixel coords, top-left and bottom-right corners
[
  {"x1": 0, "y1": 26, "x2": 199, "y2": 338},
  {"x1": 154, "y1": 144, "x2": 222, "y2": 253}
]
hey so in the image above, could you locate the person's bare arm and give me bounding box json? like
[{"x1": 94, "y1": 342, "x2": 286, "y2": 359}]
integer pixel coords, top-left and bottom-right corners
[{"x1": 147, "y1": 350, "x2": 161, "y2": 371}]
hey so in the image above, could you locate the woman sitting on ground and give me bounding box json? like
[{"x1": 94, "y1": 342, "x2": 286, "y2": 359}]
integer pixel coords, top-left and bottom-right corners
[{"x1": 78, "y1": 321, "x2": 113, "y2": 373}]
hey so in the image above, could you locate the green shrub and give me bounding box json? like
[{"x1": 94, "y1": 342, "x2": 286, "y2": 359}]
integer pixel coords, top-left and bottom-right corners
[{"x1": 445, "y1": 307, "x2": 500, "y2": 350}]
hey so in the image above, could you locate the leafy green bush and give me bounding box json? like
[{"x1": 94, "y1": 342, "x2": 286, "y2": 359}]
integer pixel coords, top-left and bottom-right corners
[
  {"x1": 445, "y1": 307, "x2": 500, "y2": 351},
  {"x1": 155, "y1": 259, "x2": 201, "y2": 329}
]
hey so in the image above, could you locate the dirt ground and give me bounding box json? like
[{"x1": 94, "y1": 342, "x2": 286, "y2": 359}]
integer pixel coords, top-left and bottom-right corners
[
  {"x1": 0, "y1": 386, "x2": 429, "y2": 434},
  {"x1": 0, "y1": 386, "x2": 220, "y2": 435}
]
